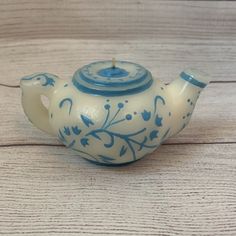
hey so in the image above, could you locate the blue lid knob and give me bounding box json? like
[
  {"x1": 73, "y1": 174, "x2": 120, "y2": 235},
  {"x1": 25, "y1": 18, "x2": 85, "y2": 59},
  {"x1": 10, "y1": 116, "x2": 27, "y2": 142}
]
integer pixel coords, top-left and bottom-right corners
[{"x1": 98, "y1": 67, "x2": 129, "y2": 78}]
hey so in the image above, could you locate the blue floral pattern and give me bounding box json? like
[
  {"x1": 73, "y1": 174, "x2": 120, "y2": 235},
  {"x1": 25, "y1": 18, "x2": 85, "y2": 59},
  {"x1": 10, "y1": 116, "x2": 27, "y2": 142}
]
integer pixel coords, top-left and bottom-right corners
[{"x1": 58, "y1": 95, "x2": 169, "y2": 164}]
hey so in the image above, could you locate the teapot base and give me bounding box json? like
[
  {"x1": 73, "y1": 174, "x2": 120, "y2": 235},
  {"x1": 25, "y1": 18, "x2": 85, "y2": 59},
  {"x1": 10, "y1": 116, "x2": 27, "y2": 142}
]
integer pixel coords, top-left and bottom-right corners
[{"x1": 83, "y1": 157, "x2": 140, "y2": 167}]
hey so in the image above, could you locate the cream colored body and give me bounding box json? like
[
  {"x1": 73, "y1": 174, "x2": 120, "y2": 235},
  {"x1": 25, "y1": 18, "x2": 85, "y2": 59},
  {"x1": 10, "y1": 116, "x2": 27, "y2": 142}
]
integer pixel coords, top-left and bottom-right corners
[{"x1": 20, "y1": 69, "x2": 210, "y2": 165}]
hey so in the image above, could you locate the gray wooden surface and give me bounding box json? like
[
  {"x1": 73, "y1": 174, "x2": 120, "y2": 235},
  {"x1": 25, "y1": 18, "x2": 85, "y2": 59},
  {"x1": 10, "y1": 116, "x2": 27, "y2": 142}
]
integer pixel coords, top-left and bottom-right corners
[{"x1": 0, "y1": 1, "x2": 235, "y2": 235}]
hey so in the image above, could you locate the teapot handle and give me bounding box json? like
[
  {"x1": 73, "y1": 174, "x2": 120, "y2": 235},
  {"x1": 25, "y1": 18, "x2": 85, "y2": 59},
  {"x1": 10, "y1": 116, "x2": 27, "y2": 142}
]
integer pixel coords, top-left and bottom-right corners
[{"x1": 20, "y1": 73, "x2": 61, "y2": 135}]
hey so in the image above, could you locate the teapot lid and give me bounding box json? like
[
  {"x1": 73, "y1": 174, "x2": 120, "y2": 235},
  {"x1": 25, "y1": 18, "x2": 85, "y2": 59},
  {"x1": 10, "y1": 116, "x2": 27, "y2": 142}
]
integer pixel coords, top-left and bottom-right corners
[{"x1": 72, "y1": 60, "x2": 153, "y2": 96}]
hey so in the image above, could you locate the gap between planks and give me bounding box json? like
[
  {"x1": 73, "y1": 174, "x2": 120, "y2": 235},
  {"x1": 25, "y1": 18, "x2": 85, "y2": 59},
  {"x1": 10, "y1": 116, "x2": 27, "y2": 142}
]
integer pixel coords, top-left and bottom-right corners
[
  {"x1": 1, "y1": 80, "x2": 236, "y2": 89},
  {"x1": 1, "y1": 142, "x2": 236, "y2": 149}
]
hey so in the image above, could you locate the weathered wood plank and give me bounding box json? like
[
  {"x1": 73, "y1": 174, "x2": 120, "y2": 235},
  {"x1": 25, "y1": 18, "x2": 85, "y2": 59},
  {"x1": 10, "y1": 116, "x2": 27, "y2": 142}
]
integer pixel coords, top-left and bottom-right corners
[
  {"x1": 0, "y1": 39, "x2": 236, "y2": 86},
  {"x1": 0, "y1": 0, "x2": 235, "y2": 42},
  {"x1": 0, "y1": 2, "x2": 235, "y2": 235},
  {"x1": 0, "y1": 144, "x2": 235, "y2": 235},
  {"x1": 0, "y1": 83, "x2": 235, "y2": 146}
]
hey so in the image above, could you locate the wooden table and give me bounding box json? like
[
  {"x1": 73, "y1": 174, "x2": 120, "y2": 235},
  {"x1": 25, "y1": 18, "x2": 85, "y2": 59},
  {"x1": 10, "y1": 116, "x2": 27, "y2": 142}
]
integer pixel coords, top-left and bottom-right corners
[{"x1": 0, "y1": 1, "x2": 235, "y2": 235}]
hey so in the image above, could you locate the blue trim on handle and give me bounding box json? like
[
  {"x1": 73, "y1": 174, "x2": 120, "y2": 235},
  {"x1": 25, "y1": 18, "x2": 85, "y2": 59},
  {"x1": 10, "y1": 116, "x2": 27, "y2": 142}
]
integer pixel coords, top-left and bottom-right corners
[{"x1": 180, "y1": 71, "x2": 207, "y2": 88}]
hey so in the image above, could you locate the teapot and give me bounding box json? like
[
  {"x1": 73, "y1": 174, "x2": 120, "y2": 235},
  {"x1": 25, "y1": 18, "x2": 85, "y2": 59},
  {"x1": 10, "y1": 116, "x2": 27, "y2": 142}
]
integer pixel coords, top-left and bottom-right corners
[{"x1": 20, "y1": 60, "x2": 210, "y2": 166}]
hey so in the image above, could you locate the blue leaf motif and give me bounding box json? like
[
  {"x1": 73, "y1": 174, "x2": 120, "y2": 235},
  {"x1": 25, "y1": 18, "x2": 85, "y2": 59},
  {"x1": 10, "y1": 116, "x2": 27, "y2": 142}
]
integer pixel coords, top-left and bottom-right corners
[
  {"x1": 98, "y1": 155, "x2": 115, "y2": 164},
  {"x1": 81, "y1": 114, "x2": 94, "y2": 127},
  {"x1": 138, "y1": 136, "x2": 148, "y2": 151},
  {"x1": 72, "y1": 126, "x2": 81, "y2": 135},
  {"x1": 104, "y1": 134, "x2": 114, "y2": 148},
  {"x1": 155, "y1": 115, "x2": 163, "y2": 127},
  {"x1": 141, "y1": 110, "x2": 151, "y2": 121},
  {"x1": 154, "y1": 96, "x2": 165, "y2": 114},
  {"x1": 58, "y1": 129, "x2": 66, "y2": 143},
  {"x1": 64, "y1": 127, "x2": 71, "y2": 136},
  {"x1": 80, "y1": 138, "x2": 89, "y2": 147},
  {"x1": 59, "y1": 98, "x2": 73, "y2": 115},
  {"x1": 119, "y1": 145, "x2": 127, "y2": 157},
  {"x1": 149, "y1": 130, "x2": 159, "y2": 141},
  {"x1": 90, "y1": 132, "x2": 102, "y2": 140},
  {"x1": 161, "y1": 128, "x2": 170, "y2": 142}
]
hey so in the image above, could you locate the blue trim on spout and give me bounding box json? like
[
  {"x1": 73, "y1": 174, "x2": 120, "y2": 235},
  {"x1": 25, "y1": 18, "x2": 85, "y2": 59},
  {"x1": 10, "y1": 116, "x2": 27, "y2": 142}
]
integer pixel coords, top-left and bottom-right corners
[{"x1": 180, "y1": 71, "x2": 207, "y2": 88}]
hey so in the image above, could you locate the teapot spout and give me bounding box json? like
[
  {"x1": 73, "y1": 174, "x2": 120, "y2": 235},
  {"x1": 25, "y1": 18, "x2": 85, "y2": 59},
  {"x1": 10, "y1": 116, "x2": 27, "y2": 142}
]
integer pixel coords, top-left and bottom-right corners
[{"x1": 167, "y1": 69, "x2": 211, "y2": 137}]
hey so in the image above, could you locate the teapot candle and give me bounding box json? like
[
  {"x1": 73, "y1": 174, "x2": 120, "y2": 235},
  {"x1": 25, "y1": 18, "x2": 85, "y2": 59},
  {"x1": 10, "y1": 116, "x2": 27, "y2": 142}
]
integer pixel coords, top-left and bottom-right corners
[{"x1": 20, "y1": 60, "x2": 210, "y2": 166}]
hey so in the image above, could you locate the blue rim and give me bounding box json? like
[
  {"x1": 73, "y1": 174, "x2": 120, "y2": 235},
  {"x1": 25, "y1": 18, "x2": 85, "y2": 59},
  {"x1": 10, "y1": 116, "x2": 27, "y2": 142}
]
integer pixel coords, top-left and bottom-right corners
[
  {"x1": 72, "y1": 60, "x2": 153, "y2": 96},
  {"x1": 180, "y1": 71, "x2": 207, "y2": 88},
  {"x1": 78, "y1": 70, "x2": 148, "y2": 87},
  {"x1": 72, "y1": 76, "x2": 153, "y2": 96}
]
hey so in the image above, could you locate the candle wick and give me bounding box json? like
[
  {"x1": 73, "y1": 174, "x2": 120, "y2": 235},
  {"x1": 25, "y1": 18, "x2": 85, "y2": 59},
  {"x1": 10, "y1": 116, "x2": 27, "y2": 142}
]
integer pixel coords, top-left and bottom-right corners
[{"x1": 112, "y1": 58, "x2": 116, "y2": 68}]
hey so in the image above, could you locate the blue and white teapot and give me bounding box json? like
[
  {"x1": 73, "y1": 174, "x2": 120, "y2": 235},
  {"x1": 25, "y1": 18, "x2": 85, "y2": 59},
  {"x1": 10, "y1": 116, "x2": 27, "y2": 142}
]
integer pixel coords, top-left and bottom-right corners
[{"x1": 20, "y1": 59, "x2": 210, "y2": 166}]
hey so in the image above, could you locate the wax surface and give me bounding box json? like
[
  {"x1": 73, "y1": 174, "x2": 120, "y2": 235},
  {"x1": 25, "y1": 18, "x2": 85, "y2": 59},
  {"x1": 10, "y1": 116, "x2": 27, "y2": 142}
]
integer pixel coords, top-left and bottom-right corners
[{"x1": 98, "y1": 67, "x2": 129, "y2": 78}]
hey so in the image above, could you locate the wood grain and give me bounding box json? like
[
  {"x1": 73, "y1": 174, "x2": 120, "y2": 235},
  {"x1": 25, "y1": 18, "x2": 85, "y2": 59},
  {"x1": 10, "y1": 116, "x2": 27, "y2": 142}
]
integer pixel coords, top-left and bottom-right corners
[
  {"x1": 0, "y1": 39, "x2": 236, "y2": 86},
  {"x1": 0, "y1": 1, "x2": 235, "y2": 235},
  {"x1": 0, "y1": 0, "x2": 236, "y2": 42},
  {"x1": 0, "y1": 144, "x2": 235, "y2": 235},
  {"x1": 0, "y1": 82, "x2": 235, "y2": 146}
]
